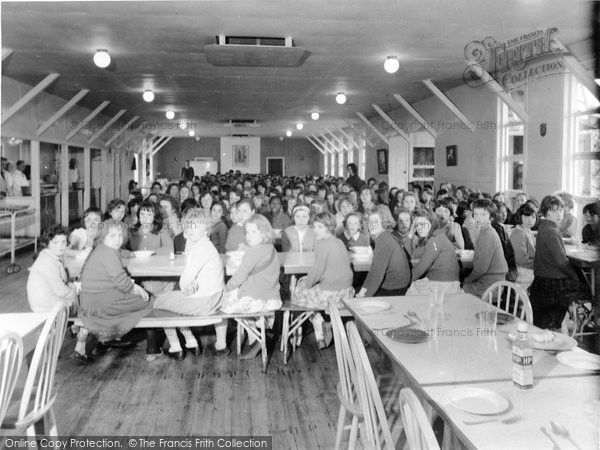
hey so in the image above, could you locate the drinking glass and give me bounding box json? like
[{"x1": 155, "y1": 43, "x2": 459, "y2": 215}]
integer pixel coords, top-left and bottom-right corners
[{"x1": 478, "y1": 307, "x2": 498, "y2": 336}]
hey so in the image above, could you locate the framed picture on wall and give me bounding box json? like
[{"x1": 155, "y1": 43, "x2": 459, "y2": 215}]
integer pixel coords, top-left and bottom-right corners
[
  {"x1": 446, "y1": 145, "x2": 457, "y2": 166},
  {"x1": 377, "y1": 149, "x2": 388, "y2": 174},
  {"x1": 233, "y1": 145, "x2": 249, "y2": 167}
]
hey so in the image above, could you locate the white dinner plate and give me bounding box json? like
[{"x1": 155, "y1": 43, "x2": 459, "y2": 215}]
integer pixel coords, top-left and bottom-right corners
[
  {"x1": 557, "y1": 351, "x2": 600, "y2": 371},
  {"x1": 447, "y1": 387, "x2": 509, "y2": 415},
  {"x1": 354, "y1": 300, "x2": 391, "y2": 314},
  {"x1": 507, "y1": 331, "x2": 577, "y2": 351},
  {"x1": 133, "y1": 250, "x2": 156, "y2": 258}
]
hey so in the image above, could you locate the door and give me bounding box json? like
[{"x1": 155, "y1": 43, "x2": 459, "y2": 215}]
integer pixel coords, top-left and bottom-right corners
[{"x1": 267, "y1": 157, "x2": 284, "y2": 176}]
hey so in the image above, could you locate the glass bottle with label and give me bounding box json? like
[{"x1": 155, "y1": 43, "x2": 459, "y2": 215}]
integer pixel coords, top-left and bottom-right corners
[{"x1": 512, "y1": 322, "x2": 533, "y2": 390}]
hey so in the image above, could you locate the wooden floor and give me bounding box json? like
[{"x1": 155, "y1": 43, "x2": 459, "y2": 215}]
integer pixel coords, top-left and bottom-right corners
[{"x1": 1, "y1": 249, "x2": 406, "y2": 448}]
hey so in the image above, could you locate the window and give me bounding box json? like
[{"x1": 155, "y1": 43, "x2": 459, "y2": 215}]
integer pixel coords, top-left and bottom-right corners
[
  {"x1": 330, "y1": 151, "x2": 336, "y2": 177},
  {"x1": 339, "y1": 149, "x2": 344, "y2": 177},
  {"x1": 565, "y1": 75, "x2": 600, "y2": 199},
  {"x1": 323, "y1": 151, "x2": 329, "y2": 176},
  {"x1": 359, "y1": 137, "x2": 366, "y2": 180},
  {"x1": 497, "y1": 100, "x2": 526, "y2": 193}
]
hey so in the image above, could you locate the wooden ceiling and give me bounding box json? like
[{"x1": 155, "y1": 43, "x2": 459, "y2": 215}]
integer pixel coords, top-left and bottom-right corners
[{"x1": 1, "y1": 0, "x2": 595, "y2": 138}]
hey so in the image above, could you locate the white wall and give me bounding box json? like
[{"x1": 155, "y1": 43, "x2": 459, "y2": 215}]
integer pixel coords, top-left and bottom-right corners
[
  {"x1": 388, "y1": 136, "x2": 409, "y2": 189},
  {"x1": 220, "y1": 137, "x2": 261, "y2": 173}
]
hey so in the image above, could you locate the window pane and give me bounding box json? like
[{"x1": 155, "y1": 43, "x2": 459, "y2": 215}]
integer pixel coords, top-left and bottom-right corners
[
  {"x1": 574, "y1": 159, "x2": 600, "y2": 197},
  {"x1": 509, "y1": 125, "x2": 524, "y2": 155},
  {"x1": 509, "y1": 161, "x2": 523, "y2": 190},
  {"x1": 576, "y1": 117, "x2": 600, "y2": 153}
]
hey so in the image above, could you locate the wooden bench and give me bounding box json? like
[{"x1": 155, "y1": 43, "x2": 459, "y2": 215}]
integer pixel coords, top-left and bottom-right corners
[{"x1": 70, "y1": 309, "x2": 275, "y2": 372}]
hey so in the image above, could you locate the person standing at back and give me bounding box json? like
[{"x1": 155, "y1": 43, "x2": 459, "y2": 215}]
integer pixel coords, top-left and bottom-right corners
[
  {"x1": 180, "y1": 160, "x2": 195, "y2": 182},
  {"x1": 346, "y1": 163, "x2": 365, "y2": 193}
]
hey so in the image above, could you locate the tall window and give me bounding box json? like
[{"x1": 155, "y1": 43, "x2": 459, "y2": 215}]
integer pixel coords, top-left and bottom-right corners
[
  {"x1": 565, "y1": 75, "x2": 600, "y2": 199},
  {"x1": 359, "y1": 136, "x2": 366, "y2": 180},
  {"x1": 497, "y1": 100, "x2": 526, "y2": 193},
  {"x1": 339, "y1": 149, "x2": 344, "y2": 177},
  {"x1": 323, "y1": 152, "x2": 329, "y2": 176},
  {"x1": 330, "y1": 151, "x2": 336, "y2": 177}
]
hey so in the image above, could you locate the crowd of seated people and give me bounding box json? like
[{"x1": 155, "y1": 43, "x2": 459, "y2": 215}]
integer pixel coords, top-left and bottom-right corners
[{"x1": 26, "y1": 166, "x2": 599, "y2": 364}]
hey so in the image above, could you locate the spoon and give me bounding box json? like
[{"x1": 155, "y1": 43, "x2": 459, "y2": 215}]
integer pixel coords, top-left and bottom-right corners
[
  {"x1": 540, "y1": 426, "x2": 561, "y2": 450},
  {"x1": 550, "y1": 421, "x2": 581, "y2": 449}
]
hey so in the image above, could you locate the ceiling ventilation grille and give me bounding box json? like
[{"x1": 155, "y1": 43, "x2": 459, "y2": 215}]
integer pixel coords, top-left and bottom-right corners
[
  {"x1": 224, "y1": 120, "x2": 260, "y2": 128},
  {"x1": 205, "y1": 35, "x2": 311, "y2": 67}
]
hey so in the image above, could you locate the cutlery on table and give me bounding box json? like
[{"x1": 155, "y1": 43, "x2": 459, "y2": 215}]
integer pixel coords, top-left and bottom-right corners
[
  {"x1": 463, "y1": 415, "x2": 521, "y2": 425},
  {"x1": 550, "y1": 420, "x2": 581, "y2": 450},
  {"x1": 540, "y1": 426, "x2": 561, "y2": 450}
]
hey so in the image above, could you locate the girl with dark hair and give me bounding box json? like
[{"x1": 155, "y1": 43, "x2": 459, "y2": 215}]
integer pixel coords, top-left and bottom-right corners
[
  {"x1": 508, "y1": 203, "x2": 537, "y2": 292},
  {"x1": 173, "y1": 198, "x2": 199, "y2": 253},
  {"x1": 462, "y1": 199, "x2": 508, "y2": 298},
  {"x1": 124, "y1": 197, "x2": 142, "y2": 227},
  {"x1": 435, "y1": 198, "x2": 465, "y2": 250},
  {"x1": 166, "y1": 183, "x2": 179, "y2": 199},
  {"x1": 582, "y1": 202, "x2": 600, "y2": 245},
  {"x1": 66, "y1": 207, "x2": 103, "y2": 259},
  {"x1": 225, "y1": 198, "x2": 255, "y2": 252},
  {"x1": 405, "y1": 210, "x2": 461, "y2": 295},
  {"x1": 209, "y1": 201, "x2": 229, "y2": 254},
  {"x1": 130, "y1": 201, "x2": 173, "y2": 253},
  {"x1": 529, "y1": 196, "x2": 590, "y2": 329},
  {"x1": 198, "y1": 190, "x2": 214, "y2": 222},
  {"x1": 159, "y1": 195, "x2": 181, "y2": 238},
  {"x1": 27, "y1": 225, "x2": 78, "y2": 313}
]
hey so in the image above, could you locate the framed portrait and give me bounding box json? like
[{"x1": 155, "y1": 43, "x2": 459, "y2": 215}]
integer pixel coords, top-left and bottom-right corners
[
  {"x1": 377, "y1": 149, "x2": 388, "y2": 174},
  {"x1": 446, "y1": 145, "x2": 457, "y2": 167},
  {"x1": 233, "y1": 144, "x2": 249, "y2": 167}
]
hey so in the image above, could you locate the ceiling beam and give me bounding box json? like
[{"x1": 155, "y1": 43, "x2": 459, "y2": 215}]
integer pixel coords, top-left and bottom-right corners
[
  {"x1": 306, "y1": 136, "x2": 325, "y2": 155},
  {"x1": 372, "y1": 104, "x2": 410, "y2": 143},
  {"x1": 105, "y1": 116, "x2": 139, "y2": 147},
  {"x1": 151, "y1": 136, "x2": 173, "y2": 156},
  {"x1": 392, "y1": 93, "x2": 437, "y2": 139},
  {"x1": 423, "y1": 79, "x2": 474, "y2": 132},
  {"x1": 66, "y1": 101, "x2": 110, "y2": 140},
  {"x1": 312, "y1": 135, "x2": 332, "y2": 154},
  {"x1": 325, "y1": 129, "x2": 350, "y2": 152},
  {"x1": 89, "y1": 109, "x2": 127, "y2": 144},
  {"x1": 2, "y1": 73, "x2": 60, "y2": 124},
  {"x1": 336, "y1": 127, "x2": 360, "y2": 150},
  {"x1": 37, "y1": 89, "x2": 90, "y2": 135},
  {"x1": 356, "y1": 112, "x2": 389, "y2": 145},
  {"x1": 318, "y1": 132, "x2": 339, "y2": 153},
  {"x1": 343, "y1": 119, "x2": 374, "y2": 147},
  {"x1": 2, "y1": 48, "x2": 13, "y2": 61},
  {"x1": 150, "y1": 135, "x2": 170, "y2": 152},
  {"x1": 117, "y1": 123, "x2": 145, "y2": 149}
]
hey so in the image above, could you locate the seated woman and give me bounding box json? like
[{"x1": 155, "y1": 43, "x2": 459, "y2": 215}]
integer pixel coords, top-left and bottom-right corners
[
  {"x1": 462, "y1": 199, "x2": 508, "y2": 298},
  {"x1": 334, "y1": 195, "x2": 354, "y2": 234},
  {"x1": 159, "y1": 195, "x2": 181, "y2": 239},
  {"x1": 173, "y1": 198, "x2": 199, "y2": 253},
  {"x1": 530, "y1": 195, "x2": 590, "y2": 329},
  {"x1": 405, "y1": 210, "x2": 461, "y2": 295},
  {"x1": 225, "y1": 198, "x2": 255, "y2": 252},
  {"x1": 434, "y1": 198, "x2": 465, "y2": 250},
  {"x1": 221, "y1": 214, "x2": 282, "y2": 359},
  {"x1": 153, "y1": 208, "x2": 228, "y2": 360},
  {"x1": 65, "y1": 206, "x2": 103, "y2": 262},
  {"x1": 105, "y1": 198, "x2": 129, "y2": 248},
  {"x1": 337, "y1": 212, "x2": 370, "y2": 249},
  {"x1": 393, "y1": 207, "x2": 412, "y2": 241},
  {"x1": 282, "y1": 204, "x2": 315, "y2": 252},
  {"x1": 508, "y1": 203, "x2": 537, "y2": 292},
  {"x1": 129, "y1": 200, "x2": 173, "y2": 256},
  {"x1": 27, "y1": 225, "x2": 79, "y2": 313},
  {"x1": 74, "y1": 219, "x2": 151, "y2": 363},
  {"x1": 582, "y1": 202, "x2": 600, "y2": 246},
  {"x1": 209, "y1": 201, "x2": 229, "y2": 254},
  {"x1": 124, "y1": 197, "x2": 142, "y2": 228},
  {"x1": 356, "y1": 208, "x2": 412, "y2": 297},
  {"x1": 555, "y1": 191, "x2": 578, "y2": 240},
  {"x1": 292, "y1": 212, "x2": 354, "y2": 349}
]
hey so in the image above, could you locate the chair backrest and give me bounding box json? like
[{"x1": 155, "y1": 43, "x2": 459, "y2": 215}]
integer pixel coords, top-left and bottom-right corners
[
  {"x1": 328, "y1": 299, "x2": 358, "y2": 406},
  {"x1": 0, "y1": 331, "x2": 23, "y2": 427},
  {"x1": 346, "y1": 321, "x2": 394, "y2": 450},
  {"x1": 19, "y1": 303, "x2": 68, "y2": 422},
  {"x1": 398, "y1": 388, "x2": 440, "y2": 450},
  {"x1": 482, "y1": 281, "x2": 533, "y2": 324}
]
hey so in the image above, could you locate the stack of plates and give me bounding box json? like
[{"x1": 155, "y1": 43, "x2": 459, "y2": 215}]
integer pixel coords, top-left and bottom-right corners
[
  {"x1": 447, "y1": 387, "x2": 509, "y2": 415},
  {"x1": 353, "y1": 300, "x2": 391, "y2": 314}
]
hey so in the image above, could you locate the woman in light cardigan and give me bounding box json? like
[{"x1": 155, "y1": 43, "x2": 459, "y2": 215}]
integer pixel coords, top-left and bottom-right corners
[
  {"x1": 508, "y1": 203, "x2": 536, "y2": 292},
  {"x1": 281, "y1": 204, "x2": 315, "y2": 252}
]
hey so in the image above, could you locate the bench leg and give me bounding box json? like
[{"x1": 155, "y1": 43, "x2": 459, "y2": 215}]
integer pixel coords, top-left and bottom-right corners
[
  {"x1": 237, "y1": 321, "x2": 244, "y2": 355},
  {"x1": 259, "y1": 316, "x2": 268, "y2": 373},
  {"x1": 281, "y1": 310, "x2": 290, "y2": 353}
]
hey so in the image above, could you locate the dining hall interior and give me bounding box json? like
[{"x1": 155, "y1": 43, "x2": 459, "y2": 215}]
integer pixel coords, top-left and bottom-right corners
[{"x1": 1, "y1": 1, "x2": 599, "y2": 448}]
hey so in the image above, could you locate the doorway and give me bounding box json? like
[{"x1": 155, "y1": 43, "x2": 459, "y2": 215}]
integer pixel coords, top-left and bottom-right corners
[{"x1": 266, "y1": 157, "x2": 284, "y2": 176}]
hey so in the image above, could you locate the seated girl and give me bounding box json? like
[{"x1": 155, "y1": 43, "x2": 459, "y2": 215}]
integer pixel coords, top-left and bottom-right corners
[
  {"x1": 74, "y1": 219, "x2": 151, "y2": 364},
  {"x1": 129, "y1": 200, "x2": 173, "y2": 256},
  {"x1": 105, "y1": 199, "x2": 129, "y2": 248},
  {"x1": 159, "y1": 195, "x2": 181, "y2": 238},
  {"x1": 508, "y1": 203, "x2": 537, "y2": 292},
  {"x1": 173, "y1": 198, "x2": 199, "y2": 253},
  {"x1": 462, "y1": 199, "x2": 508, "y2": 298},
  {"x1": 65, "y1": 206, "x2": 103, "y2": 261},
  {"x1": 282, "y1": 204, "x2": 315, "y2": 252},
  {"x1": 334, "y1": 195, "x2": 354, "y2": 234},
  {"x1": 393, "y1": 207, "x2": 412, "y2": 241},
  {"x1": 198, "y1": 190, "x2": 214, "y2": 222},
  {"x1": 337, "y1": 212, "x2": 370, "y2": 249},
  {"x1": 153, "y1": 208, "x2": 228, "y2": 360},
  {"x1": 210, "y1": 201, "x2": 229, "y2": 254},
  {"x1": 555, "y1": 191, "x2": 578, "y2": 240},
  {"x1": 356, "y1": 208, "x2": 412, "y2": 297},
  {"x1": 225, "y1": 198, "x2": 255, "y2": 252},
  {"x1": 27, "y1": 225, "x2": 79, "y2": 313},
  {"x1": 221, "y1": 214, "x2": 282, "y2": 359},
  {"x1": 405, "y1": 210, "x2": 461, "y2": 295},
  {"x1": 434, "y1": 198, "x2": 465, "y2": 250},
  {"x1": 292, "y1": 212, "x2": 354, "y2": 349},
  {"x1": 124, "y1": 197, "x2": 142, "y2": 228},
  {"x1": 530, "y1": 196, "x2": 590, "y2": 329},
  {"x1": 582, "y1": 202, "x2": 600, "y2": 246}
]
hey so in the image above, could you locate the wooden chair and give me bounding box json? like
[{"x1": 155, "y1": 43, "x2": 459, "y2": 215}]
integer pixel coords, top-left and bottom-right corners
[
  {"x1": 1, "y1": 303, "x2": 68, "y2": 437},
  {"x1": 0, "y1": 331, "x2": 23, "y2": 427},
  {"x1": 328, "y1": 298, "x2": 363, "y2": 450},
  {"x1": 482, "y1": 281, "x2": 533, "y2": 324},
  {"x1": 346, "y1": 321, "x2": 395, "y2": 450},
  {"x1": 398, "y1": 388, "x2": 440, "y2": 450}
]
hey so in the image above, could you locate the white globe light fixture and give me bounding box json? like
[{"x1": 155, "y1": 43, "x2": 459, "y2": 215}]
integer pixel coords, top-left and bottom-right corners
[
  {"x1": 93, "y1": 49, "x2": 111, "y2": 68},
  {"x1": 142, "y1": 90, "x2": 155, "y2": 102},
  {"x1": 384, "y1": 56, "x2": 400, "y2": 74},
  {"x1": 336, "y1": 92, "x2": 347, "y2": 105},
  {"x1": 286, "y1": 130, "x2": 292, "y2": 137},
  {"x1": 311, "y1": 112, "x2": 320, "y2": 121},
  {"x1": 180, "y1": 122, "x2": 187, "y2": 130},
  {"x1": 166, "y1": 110, "x2": 175, "y2": 120},
  {"x1": 188, "y1": 130, "x2": 195, "y2": 137},
  {"x1": 296, "y1": 123, "x2": 304, "y2": 130}
]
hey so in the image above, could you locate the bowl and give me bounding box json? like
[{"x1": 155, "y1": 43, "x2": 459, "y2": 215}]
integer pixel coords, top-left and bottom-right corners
[{"x1": 133, "y1": 250, "x2": 156, "y2": 258}]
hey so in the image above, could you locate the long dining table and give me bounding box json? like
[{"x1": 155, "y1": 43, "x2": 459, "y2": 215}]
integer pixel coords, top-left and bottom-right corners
[{"x1": 343, "y1": 294, "x2": 599, "y2": 449}]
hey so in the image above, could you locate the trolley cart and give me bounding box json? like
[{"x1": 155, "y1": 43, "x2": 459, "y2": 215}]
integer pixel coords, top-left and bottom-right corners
[{"x1": 0, "y1": 205, "x2": 38, "y2": 274}]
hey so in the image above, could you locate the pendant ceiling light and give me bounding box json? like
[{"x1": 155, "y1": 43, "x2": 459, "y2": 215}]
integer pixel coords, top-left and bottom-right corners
[
  {"x1": 93, "y1": 49, "x2": 111, "y2": 68},
  {"x1": 384, "y1": 56, "x2": 400, "y2": 74},
  {"x1": 336, "y1": 93, "x2": 347, "y2": 105}
]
